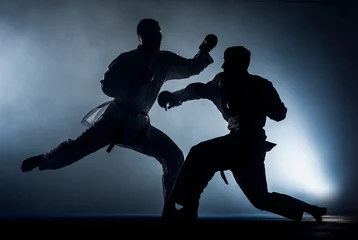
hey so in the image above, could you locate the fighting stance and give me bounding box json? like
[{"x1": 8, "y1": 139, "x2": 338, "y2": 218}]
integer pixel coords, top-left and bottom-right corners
[
  {"x1": 157, "y1": 46, "x2": 327, "y2": 222},
  {"x1": 21, "y1": 18, "x2": 217, "y2": 216}
]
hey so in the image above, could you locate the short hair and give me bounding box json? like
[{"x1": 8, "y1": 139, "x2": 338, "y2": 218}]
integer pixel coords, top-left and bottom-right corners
[
  {"x1": 137, "y1": 18, "x2": 160, "y2": 36},
  {"x1": 224, "y1": 46, "x2": 251, "y2": 70}
]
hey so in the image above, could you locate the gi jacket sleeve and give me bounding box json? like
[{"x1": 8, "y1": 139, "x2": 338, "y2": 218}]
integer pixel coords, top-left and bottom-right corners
[
  {"x1": 158, "y1": 50, "x2": 214, "y2": 81},
  {"x1": 100, "y1": 53, "x2": 131, "y2": 98},
  {"x1": 171, "y1": 73, "x2": 221, "y2": 105},
  {"x1": 265, "y1": 81, "x2": 287, "y2": 121}
]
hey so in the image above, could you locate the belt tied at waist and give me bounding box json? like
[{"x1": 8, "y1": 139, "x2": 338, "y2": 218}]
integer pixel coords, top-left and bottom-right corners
[{"x1": 106, "y1": 98, "x2": 150, "y2": 153}]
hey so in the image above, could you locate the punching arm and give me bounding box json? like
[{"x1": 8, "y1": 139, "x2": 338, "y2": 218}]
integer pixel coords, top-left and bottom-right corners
[
  {"x1": 172, "y1": 81, "x2": 215, "y2": 103},
  {"x1": 158, "y1": 77, "x2": 218, "y2": 110},
  {"x1": 162, "y1": 34, "x2": 217, "y2": 80}
]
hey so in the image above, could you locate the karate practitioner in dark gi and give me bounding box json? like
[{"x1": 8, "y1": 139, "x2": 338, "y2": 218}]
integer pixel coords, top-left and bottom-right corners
[
  {"x1": 157, "y1": 46, "x2": 327, "y2": 222},
  {"x1": 20, "y1": 18, "x2": 217, "y2": 217}
]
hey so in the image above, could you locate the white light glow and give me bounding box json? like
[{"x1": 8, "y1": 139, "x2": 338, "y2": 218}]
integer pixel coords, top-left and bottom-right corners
[
  {"x1": 264, "y1": 117, "x2": 336, "y2": 200},
  {"x1": 215, "y1": 108, "x2": 336, "y2": 206}
]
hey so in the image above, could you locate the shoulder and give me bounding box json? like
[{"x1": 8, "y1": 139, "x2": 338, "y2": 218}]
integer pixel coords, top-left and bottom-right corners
[
  {"x1": 155, "y1": 50, "x2": 181, "y2": 60},
  {"x1": 109, "y1": 49, "x2": 139, "y2": 67},
  {"x1": 210, "y1": 72, "x2": 225, "y2": 87},
  {"x1": 119, "y1": 49, "x2": 140, "y2": 60},
  {"x1": 214, "y1": 72, "x2": 225, "y2": 82},
  {"x1": 250, "y1": 74, "x2": 273, "y2": 88}
]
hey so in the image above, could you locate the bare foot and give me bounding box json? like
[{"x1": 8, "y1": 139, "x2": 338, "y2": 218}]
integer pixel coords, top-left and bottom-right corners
[{"x1": 311, "y1": 206, "x2": 327, "y2": 222}]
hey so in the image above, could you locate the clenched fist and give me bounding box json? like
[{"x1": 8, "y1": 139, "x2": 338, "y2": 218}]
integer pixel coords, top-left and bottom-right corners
[{"x1": 199, "y1": 34, "x2": 218, "y2": 52}]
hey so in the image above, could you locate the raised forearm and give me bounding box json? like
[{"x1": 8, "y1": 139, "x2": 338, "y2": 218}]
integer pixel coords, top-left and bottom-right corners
[
  {"x1": 185, "y1": 50, "x2": 214, "y2": 76},
  {"x1": 163, "y1": 51, "x2": 214, "y2": 80}
]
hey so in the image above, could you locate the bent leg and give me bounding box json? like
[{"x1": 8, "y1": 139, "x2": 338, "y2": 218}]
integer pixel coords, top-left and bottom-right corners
[
  {"x1": 123, "y1": 125, "x2": 184, "y2": 217},
  {"x1": 127, "y1": 125, "x2": 185, "y2": 201},
  {"x1": 24, "y1": 102, "x2": 122, "y2": 171},
  {"x1": 169, "y1": 135, "x2": 233, "y2": 209},
  {"x1": 232, "y1": 159, "x2": 324, "y2": 222}
]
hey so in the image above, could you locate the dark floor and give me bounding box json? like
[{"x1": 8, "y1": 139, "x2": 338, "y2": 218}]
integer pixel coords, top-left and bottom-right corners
[{"x1": 1, "y1": 214, "x2": 357, "y2": 239}]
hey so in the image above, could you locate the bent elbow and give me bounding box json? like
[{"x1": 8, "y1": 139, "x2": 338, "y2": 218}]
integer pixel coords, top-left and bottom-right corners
[
  {"x1": 268, "y1": 106, "x2": 287, "y2": 122},
  {"x1": 275, "y1": 114, "x2": 286, "y2": 122},
  {"x1": 189, "y1": 65, "x2": 205, "y2": 76},
  {"x1": 275, "y1": 107, "x2": 287, "y2": 121}
]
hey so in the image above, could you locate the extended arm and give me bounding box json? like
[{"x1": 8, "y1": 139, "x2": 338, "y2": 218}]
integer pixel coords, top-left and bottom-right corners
[
  {"x1": 171, "y1": 80, "x2": 216, "y2": 104},
  {"x1": 162, "y1": 50, "x2": 214, "y2": 80},
  {"x1": 160, "y1": 34, "x2": 217, "y2": 80},
  {"x1": 266, "y1": 82, "x2": 287, "y2": 121},
  {"x1": 157, "y1": 74, "x2": 220, "y2": 110}
]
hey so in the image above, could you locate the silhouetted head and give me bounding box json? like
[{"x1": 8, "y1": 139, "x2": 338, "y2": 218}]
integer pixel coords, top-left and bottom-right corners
[
  {"x1": 137, "y1": 18, "x2": 162, "y2": 52},
  {"x1": 222, "y1": 46, "x2": 251, "y2": 78}
]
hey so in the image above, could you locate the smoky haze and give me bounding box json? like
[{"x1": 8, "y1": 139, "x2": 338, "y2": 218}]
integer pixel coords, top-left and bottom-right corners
[{"x1": 0, "y1": 0, "x2": 357, "y2": 217}]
